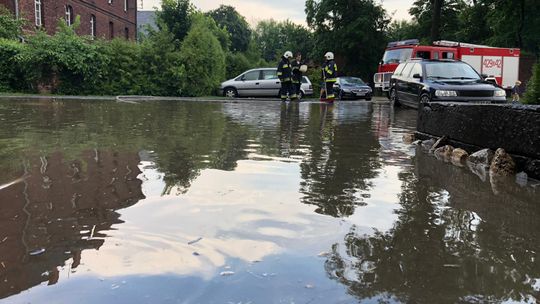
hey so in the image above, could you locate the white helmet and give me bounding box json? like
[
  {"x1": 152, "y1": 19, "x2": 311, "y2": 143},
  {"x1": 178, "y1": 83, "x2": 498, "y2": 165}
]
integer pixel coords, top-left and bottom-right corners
[
  {"x1": 325, "y1": 52, "x2": 334, "y2": 60},
  {"x1": 284, "y1": 51, "x2": 293, "y2": 59}
]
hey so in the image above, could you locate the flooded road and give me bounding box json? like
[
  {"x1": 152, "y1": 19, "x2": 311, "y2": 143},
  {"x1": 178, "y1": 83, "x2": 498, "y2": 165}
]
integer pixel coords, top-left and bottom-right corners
[{"x1": 0, "y1": 100, "x2": 538, "y2": 304}]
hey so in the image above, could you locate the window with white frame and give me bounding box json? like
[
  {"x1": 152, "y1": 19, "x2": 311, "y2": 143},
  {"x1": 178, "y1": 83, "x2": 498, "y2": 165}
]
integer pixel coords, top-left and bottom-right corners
[
  {"x1": 90, "y1": 15, "x2": 96, "y2": 38},
  {"x1": 65, "y1": 5, "x2": 73, "y2": 26},
  {"x1": 35, "y1": 0, "x2": 43, "y2": 26}
]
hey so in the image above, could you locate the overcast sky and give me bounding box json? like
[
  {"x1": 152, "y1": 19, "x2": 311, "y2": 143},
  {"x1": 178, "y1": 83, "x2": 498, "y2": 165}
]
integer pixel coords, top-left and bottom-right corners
[{"x1": 138, "y1": 0, "x2": 415, "y2": 25}]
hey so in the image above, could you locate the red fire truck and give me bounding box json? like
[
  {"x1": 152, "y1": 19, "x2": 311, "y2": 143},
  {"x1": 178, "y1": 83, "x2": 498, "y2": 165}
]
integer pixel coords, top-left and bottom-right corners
[{"x1": 374, "y1": 39, "x2": 520, "y2": 94}]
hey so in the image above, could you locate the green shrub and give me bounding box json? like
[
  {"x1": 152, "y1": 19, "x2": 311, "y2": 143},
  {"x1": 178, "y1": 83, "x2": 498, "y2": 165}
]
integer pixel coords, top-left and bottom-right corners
[
  {"x1": 179, "y1": 15, "x2": 226, "y2": 96},
  {"x1": 524, "y1": 62, "x2": 540, "y2": 105},
  {"x1": 225, "y1": 52, "x2": 251, "y2": 80},
  {"x1": 16, "y1": 19, "x2": 107, "y2": 94},
  {"x1": 0, "y1": 5, "x2": 23, "y2": 40},
  {"x1": 0, "y1": 38, "x2": 25, "y2": 92}
]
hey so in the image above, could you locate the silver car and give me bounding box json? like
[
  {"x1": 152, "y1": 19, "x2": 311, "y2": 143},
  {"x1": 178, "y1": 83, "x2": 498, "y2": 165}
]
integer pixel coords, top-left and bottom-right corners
[{"x1": 221, "y1": 68, "x2": 313, "y2": 98}]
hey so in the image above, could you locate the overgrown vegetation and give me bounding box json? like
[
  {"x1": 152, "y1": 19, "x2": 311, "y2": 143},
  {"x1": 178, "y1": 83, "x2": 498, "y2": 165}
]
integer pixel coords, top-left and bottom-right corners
[
  {"x1": 0, "y1": 0, "x2": 539, "y2": 97},
  {"x1": 524, "y1": 63, "x2": 540, "y2": 104}
]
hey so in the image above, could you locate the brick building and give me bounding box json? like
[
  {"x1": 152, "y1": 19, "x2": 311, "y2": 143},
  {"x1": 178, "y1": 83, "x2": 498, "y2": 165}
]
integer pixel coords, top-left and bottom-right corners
[{"x1": 0, "y1": 0, "x2": 137, "y2": 40}]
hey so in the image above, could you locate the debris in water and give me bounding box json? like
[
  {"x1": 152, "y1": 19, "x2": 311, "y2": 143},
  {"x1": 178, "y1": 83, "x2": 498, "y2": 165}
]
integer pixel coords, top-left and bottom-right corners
[
  {"x1": 224, "y1": 266, "x2": 232, "y2": 270},
  {"x1": 305, "y1": 284, "x2": 314, "y2": 289},
  {"x1": 443, "y1": 264, "x2": 460, "y2": 268},
  {"x1": 317, "y1": 252, "x2": 330, "y2": 257},
  {"x1": 29, "y1": 248, "x2": 46, "y2": 256},
  {"x1": 220, "y1": 271, "x2": 235, "y2": 276},
  {"x1": 188, "y1": 237, "x2": 203, "y2": 245},
  {"x1": 1, "y1": 262, "x2": 6, "y2": 268},
  {"x1": 111, "y1": 284, "x2": 120, "y2": 290},
  {"x1": 192, "y1": 252, "x2": 200, "y2": 256}
]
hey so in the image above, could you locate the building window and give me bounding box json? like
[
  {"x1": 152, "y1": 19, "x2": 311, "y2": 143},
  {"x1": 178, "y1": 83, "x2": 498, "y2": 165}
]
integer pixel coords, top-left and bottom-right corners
[
  {"x1": 124, "y1": 0, "x2": 128, "y2": 11},
  {"x1": 35, "y1": 0, "x2": 43, "y2": 26},
  {"x1": 109, "y1": 22, "x2": 114, "y2": 39},
  {"x1": 65, "y1": 5, "x2": 73, "y2": 26},
  {"x1": 124, "y1": 27, "x2": 129, "y2": 39},
  {"x1": 90, "y1": 15, "x2": 96, "y2": 38}
]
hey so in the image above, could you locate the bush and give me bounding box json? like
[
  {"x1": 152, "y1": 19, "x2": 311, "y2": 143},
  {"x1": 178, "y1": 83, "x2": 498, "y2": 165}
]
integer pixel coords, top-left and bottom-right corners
[
  {"x1": 0, "y1": 38, "x2": 25, "y2": 92},
  {"x1": 179, "y1": 15, "x2": 226, "y2": 96},
  {"x1": 225, "y1": 52, "x2": 251, "y2": 80},
  {"x1": 0, "y1": 5, "x2": 23, "y2": 40},
  {"x1": 524, "y1": 62, "x2": 540, "y2": 105},
  {"x1": 16, "y1": 19, "x2": 107, "y2": 94}
]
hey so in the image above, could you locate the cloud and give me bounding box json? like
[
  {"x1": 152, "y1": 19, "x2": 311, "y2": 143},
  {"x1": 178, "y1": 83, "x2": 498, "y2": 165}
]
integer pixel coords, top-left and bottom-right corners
[{"x1": 139, "y1": 0, "x2": 414, "y2": 26}]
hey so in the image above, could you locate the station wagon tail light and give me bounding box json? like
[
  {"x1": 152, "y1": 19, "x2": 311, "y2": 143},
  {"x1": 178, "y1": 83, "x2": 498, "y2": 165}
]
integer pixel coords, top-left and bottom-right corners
[
  {"x1": 435, "y1": 90, "x2": 458, "y2": 97},
  {"x1": 494, "y1": 89, "x2": 506, "y2": 97}
]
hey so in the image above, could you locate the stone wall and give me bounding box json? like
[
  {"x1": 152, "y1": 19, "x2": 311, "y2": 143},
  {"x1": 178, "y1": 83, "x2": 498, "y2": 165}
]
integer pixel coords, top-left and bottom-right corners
[{"x1": 417, "y1": 103, "x2": 540, "y2": 179}]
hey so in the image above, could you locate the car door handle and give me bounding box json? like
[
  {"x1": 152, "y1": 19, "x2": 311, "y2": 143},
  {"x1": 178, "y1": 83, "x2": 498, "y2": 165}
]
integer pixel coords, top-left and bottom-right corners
[
  {"x1": 255, "y1": 82, "x2": 260, "y2": 85},
  {"x1": 276, "y1": 82, "x2": 280, "y2": 84}
]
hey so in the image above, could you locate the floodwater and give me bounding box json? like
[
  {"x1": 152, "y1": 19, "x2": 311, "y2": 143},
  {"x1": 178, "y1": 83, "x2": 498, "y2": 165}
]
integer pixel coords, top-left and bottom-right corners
[{"x1": 0, "y1": 99, "x2": 539, "y2": 304}]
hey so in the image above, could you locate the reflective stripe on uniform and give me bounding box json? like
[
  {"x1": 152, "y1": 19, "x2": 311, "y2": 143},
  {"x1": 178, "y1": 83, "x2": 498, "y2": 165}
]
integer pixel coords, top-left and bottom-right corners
[
  {"x1": 281, "y1": 78, "x2": 291, "y2": 82},
  {"x1": 282, "y1": 64, "x2": 289, "y2": 68},
  {"x1": 326, "y1": 78, "x2": 337, "y2": 82},
  {"x1": 327, "y1": 94, "x2": 335, "y2": 98},
  {"x1": 277, "y1": 72, "x2": 283, "y2": 75}
]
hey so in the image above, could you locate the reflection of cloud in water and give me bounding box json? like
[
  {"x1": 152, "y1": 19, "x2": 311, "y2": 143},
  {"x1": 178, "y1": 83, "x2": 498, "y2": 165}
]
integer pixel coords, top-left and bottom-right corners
[{"x1": 79, "y1": 160, "x2": 347, "y2": 279}]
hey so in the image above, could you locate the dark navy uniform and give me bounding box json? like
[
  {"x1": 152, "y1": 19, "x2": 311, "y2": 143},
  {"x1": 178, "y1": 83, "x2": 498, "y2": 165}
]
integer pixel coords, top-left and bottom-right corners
[
  {"x1": 277, "y1": 57, "x2": 297, "y2": 101},
  {"x1": 322, "y1": 60, "x2": 338, "y2": 101},
  {"x1": 291, "y1": 60, "x2": 304, "y2": 98}
]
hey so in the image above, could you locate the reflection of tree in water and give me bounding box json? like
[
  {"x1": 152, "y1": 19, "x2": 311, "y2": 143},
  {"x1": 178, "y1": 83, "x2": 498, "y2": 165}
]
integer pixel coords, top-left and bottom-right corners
[
  {"x1": 0, "y1": 101, "x2": 253, "y2": 196},
  {"x1": 0, "y1": 150, "x2": 145, "y2": 299},
  {"x1": 324, "y1": 152, "x2": 540, "y2": 303},
  {"x1": 298, "y1": 104, "x2": 381, "y2": 217}
]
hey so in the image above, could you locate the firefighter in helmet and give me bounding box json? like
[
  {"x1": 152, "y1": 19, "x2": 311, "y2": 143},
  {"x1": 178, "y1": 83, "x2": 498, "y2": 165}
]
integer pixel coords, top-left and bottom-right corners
[
  {"x1": 322, "y1": 52, "x2": 338, "y2": 103},
  {"x1": 291, "y1": 52, "x2": 305, "y2": 101},
  {"x1": 277, "y1": 51, "x2": 297, "y2": 102}
]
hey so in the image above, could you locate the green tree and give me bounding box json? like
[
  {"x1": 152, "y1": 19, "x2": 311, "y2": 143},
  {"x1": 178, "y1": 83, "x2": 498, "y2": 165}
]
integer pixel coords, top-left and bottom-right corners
[
  {"x1": 207, "y1": 5, "x2": 251, "y2": 53},
  {"x1": 157, "y1": 0, "x2": 195, "y2": 43},
  {"x1": 409, "y1": 0, "x2": 466, "y2": 43},
  {"x1": 179, "y1": 14, "x2": 226, "y2": 96},
  {"x1": 0, "y1": 5, "x2": 23, "y2": 40},
  {"x1": 524, "y1": 63, "x2": 540, "y2": 104},
  {"x1": 253, "y1": 19, "x2": 314, "y2": 63},
  {"x1": 387, "y1": 20, "x2": 421, "y2": 42},
  {"x1": 306, "y1": 0, "x2": 390, "y2": 80}
]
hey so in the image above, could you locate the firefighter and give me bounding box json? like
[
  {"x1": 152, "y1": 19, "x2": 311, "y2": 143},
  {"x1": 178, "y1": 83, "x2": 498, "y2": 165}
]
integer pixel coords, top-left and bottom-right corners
[
  {"x1": 291, "y1": 52, "x2": 304, "y2": 101},
  {"x1": 277, "y1": 51, "x2": 297, "y2": 102},
  {"x1": 322, "y1": 52, "x2": 338, "y2": 103}
]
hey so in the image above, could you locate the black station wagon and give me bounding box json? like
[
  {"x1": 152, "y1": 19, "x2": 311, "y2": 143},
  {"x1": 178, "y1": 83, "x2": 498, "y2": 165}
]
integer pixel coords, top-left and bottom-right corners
[{"x1": 389, "y1": 59, "x2": 507, "y2": 109}]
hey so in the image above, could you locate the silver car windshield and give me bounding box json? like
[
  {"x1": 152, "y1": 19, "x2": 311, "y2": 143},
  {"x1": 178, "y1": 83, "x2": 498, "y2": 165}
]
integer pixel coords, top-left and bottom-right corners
[{"x1": 425, "y1": 62, "x2": 481, "y2": 80}]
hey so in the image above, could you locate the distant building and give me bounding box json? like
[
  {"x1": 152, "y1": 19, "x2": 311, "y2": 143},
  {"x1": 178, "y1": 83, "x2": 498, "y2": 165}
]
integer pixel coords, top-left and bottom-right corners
[
  {"x1": 136, "y1": 10, "x2": 156, "y2": 38},
  {"x1": 0, "y1": 0, "x2": 137, "y2": 40}
]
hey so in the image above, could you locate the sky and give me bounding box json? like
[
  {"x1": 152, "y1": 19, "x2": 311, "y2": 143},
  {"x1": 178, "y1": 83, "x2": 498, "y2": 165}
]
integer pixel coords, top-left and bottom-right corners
[{"x1": 138, "y1": 0, "x2": 415, "y2": 25}]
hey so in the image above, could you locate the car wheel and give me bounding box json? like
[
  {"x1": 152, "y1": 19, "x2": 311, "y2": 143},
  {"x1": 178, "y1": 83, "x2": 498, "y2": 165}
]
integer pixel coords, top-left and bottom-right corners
[
  {"x1": 224, "y1": 87, "x2": 238, "y2": 98},
  {"x1": 419, "y1": 93, "x2": 431, "y2": 105},
  {"x1": 365, "y1": 97, "x2": 372, "y2": 101},
  {"x1": 299, "y1": 91, "x2": 304, "y2": 99},
  {"x1": 390, "y1": 88, "x2": 400, "y2": 106}
]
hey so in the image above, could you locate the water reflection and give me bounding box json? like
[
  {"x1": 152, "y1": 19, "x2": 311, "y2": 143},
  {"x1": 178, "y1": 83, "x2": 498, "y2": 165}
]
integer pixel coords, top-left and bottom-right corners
[
  {"x1": 0, "y1": 150, "x2": 144, "y2": 299},
  {"x1": 0, "y1": 99, "x2": 538, "y2": 303},
  {"x1": 324, "y1": 151, "x2": 540, "y2": 303}
]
